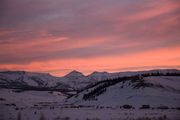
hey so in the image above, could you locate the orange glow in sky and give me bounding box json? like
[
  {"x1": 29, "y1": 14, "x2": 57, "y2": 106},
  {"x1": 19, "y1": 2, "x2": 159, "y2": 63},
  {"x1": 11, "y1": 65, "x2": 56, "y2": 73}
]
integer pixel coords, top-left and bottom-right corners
[{"x1": 0, "y1": 0, "x2": 180, "y2": 76}]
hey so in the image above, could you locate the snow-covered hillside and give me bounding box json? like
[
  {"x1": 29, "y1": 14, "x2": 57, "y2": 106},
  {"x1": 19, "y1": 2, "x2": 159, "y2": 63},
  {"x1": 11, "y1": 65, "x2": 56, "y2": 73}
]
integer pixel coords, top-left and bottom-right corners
[
  {"x1": 59, "y1": 70, "x2": 93, "y2": 90},
  {"x1": 0, "y1": 71, "x2": 74, "y2": 93},
  {"x1": 1, "y1": 69, "x2": 179, "y2": 91},
  {"x1": 1, "y1": 69, "x2": 180, "y2": 107},
  {"x1": 0, "y1": 89, "x2": 66, "y2": 107},
  {"x1": 67, "y1": 73, "x2": 180, "y2": 108}
]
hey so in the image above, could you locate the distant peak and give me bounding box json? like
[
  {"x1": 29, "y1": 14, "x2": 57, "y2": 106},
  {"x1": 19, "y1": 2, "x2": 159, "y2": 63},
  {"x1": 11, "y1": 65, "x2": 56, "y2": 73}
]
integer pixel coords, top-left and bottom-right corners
[
  {"x1": 90, "y1": 71, "x2": 108, "y2": 76},
  {"x1": 65, "y1": 70, "x2": 84, "y2": 77}
]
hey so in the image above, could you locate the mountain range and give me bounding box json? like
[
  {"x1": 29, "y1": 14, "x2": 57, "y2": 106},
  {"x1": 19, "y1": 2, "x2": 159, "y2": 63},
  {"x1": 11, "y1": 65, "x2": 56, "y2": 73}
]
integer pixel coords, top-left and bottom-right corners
[{"x1": 0, "y1": 69, "x2": 180, "y2": 108}]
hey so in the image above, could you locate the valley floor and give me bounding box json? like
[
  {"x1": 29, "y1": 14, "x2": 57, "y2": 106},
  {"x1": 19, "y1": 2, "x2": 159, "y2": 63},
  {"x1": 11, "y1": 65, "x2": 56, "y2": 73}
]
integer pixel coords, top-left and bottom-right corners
[{"x1": 1, "y1": 104, "x2": 180, "y2": 120}]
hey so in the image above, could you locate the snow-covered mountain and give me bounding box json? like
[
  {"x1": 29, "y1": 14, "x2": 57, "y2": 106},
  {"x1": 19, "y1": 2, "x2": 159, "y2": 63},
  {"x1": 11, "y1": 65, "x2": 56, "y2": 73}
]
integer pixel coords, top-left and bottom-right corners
[
  {"x1": 59, "y1": 70, "x2": 91, "y2": 90},
  {"x1": 87, "y1": 71, "x2": 110, "y2": 81},
  {"x1": 0, "y1": 71, "x2": 73, "y2": 93},
  {"x1": 1, "y1": 69, "x2": 180, "y2": 92},
  {"x1": 0, "y1": 71, "x2": 57, "y2": 86},
  {"x1": 1, "y1": 69, "x2": 180, "y2": 120},
  {"x1": 67, "y1": 70, "x2": 180, "y2": 108}
]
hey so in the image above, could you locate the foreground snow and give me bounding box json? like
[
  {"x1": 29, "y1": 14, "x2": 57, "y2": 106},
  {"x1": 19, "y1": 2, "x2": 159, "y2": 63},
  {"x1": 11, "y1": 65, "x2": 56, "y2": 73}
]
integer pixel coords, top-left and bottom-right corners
[
  {"x1": 1, "y1": 105, "x2": 180, "y2": 120},
  {"x1": 0, "y1": 89, "x2": 66, "y2": 107},
  {"x1": 0, "y1": 104, "x2": 180, "y2": 120}
]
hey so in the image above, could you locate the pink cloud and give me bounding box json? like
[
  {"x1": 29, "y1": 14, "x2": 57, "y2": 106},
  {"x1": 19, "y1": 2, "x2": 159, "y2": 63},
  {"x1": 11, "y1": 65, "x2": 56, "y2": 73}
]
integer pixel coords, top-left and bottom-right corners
[
  {"x1": 0, "y1": 0, "x2": 179, "y2": 75},
  {"x1": 125, "y1": 1, "x2": 180, "y2": 22}
]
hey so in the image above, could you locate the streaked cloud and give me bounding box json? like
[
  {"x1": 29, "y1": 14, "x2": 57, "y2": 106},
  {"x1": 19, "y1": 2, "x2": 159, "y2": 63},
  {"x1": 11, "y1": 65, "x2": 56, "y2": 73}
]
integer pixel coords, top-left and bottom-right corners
[{"x1": 0, "y1": 0, "x2": 179, "y2": 76}]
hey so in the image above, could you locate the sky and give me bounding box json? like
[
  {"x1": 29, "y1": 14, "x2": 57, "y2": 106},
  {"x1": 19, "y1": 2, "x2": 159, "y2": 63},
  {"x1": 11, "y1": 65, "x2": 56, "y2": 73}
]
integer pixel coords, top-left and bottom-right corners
[{"x1": 0, "y1": 0, "x2": 180, "y2": 76}]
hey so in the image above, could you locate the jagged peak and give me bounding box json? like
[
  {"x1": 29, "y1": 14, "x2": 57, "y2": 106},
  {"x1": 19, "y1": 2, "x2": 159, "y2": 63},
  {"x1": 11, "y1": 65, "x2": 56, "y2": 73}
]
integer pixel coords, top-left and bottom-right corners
[
  {"x1": 65, "y1": 70, "x2": 84, "y2": 77},
  {"x1": 89, "y1": 71, "x2": 109, "y2": 76}
]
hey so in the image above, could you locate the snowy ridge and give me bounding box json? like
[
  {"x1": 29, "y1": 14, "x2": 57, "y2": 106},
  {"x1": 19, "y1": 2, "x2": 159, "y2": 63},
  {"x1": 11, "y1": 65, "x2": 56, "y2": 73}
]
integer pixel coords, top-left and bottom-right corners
[
  {"x1": 67, "y1": 71, "x2": 180, "y2": 108},
  {"x1": 59, "y1": 70, "x2": 91, "y2": 90},
  {"x1": 0, "y1": 69, "x2": 180, "y2": 91},
  {"x1": 0, "y1": 71, "x2": 73, "y2": 93}
]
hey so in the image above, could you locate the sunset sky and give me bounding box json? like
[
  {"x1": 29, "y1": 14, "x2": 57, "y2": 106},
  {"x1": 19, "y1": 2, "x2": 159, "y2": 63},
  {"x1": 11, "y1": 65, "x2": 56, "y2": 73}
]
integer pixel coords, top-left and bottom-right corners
[{"x1": 0, "y1": 0, "x2": 180, "y2": 76}]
